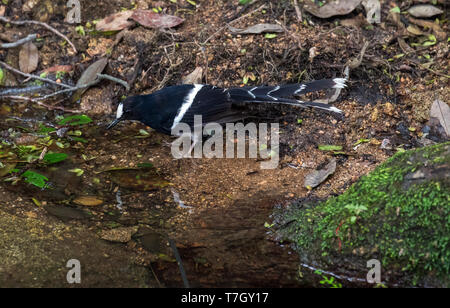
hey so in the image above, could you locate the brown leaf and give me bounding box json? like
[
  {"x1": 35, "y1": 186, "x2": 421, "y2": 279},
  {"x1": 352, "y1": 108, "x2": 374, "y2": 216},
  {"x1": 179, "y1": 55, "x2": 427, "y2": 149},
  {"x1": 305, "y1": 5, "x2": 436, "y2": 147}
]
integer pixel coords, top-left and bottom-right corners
[
  {"x1": 73, "y1": 196, "x2": 104, "y2": 207},
  {"x1": 42, "y1": 65, "x2": 73, "y2": 74},
  {"x1": 182, "y1": 67, "x2": 203, "y2": 84},
  {"x1": 0, "y1": 5, "x2": 5, "y2": 17},
  {"x1": 19, "y1": 42, "x2": 39, "y2": 74},
  {"x1": 304, "y1": 0, "x2": 362, "y2": 19},
  {"x1": 304, "y1": 158, "x2": 337, "y2": 189},
  {"x1": 96, "y1": 10, "x2": 135, "y2": 32},
  {"x1": 408, "y1": 17, "x2": 447, "y2": 41},
  {"x1": 407, "y1": 4, "x2": 443, "y2": 18},
  {"x1": 430, "y1": 100, "x2": 450, "y2": 137},
  {"x1": 130, "y1": 10, "x2": 184, "y2": 29},
  {"x1": 228, "y1": 23, "x2": 284, "y2": 35},
  {"x1": 72, "y1": 58, "x2": 108, "y2": 102}
]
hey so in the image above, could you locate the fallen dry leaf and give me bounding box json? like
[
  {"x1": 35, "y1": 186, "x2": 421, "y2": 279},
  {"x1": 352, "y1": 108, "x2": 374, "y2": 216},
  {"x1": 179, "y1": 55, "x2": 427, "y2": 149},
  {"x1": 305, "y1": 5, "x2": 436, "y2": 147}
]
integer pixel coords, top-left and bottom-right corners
[
  {"x1": 304, "y1": 0, "x2": 362, "y2": 19},
  {"x1": 304, "y1": 158, "x2": 337, "y2": 189},
  {"x1": 182, "y1": 67, "x2": 203, "y2": 84},
  {"x1": 430, "y1": 100, "x2": 450, "y2": 137},
  {"x1": 19, "y1": 41, "x2": 39, "y2": 73},
  {"x1": 130, "y1": 9, "x2": 184, "y2": 29},
  {"x1": 72, "y1": 58, "x2": 108, "y2": 102},
  {"x1": 361, "y1": 0, "x2": 380, "y2": 24},
  {"x1": 96, "y1": 10, "x2": 135, "y2": 32},
  {"x1": 73, "y1": 196, "x2": 104, "y2": 207},
  {"x1": 0, "y1": 5, "x2": 5, "y2": 17},
  {"x1": 407, "y1": 4, "x2": 443, "y2": 18},
  {"x1": 228, "y1": 23, "x2": 284, "y2": 35},
  {"x1": 408, "y1": 17, "x2": 447, "y2": 41},
  {"x1": 42, "y1": 64, "x2": 73, "y2": 74}
]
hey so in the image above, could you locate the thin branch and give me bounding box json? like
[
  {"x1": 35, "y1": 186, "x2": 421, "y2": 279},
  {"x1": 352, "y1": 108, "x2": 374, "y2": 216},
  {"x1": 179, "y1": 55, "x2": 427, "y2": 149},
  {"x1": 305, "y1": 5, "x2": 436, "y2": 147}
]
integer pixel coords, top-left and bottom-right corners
[
  {"x1": 97, "y1": 74, "x2": 130, "y2": 91},
  {"x1": 35, "y1": 74, "x2": 129, "y2": 101},
  {"x1": 0, "y1": 16, "x2": 77, "y2": 53},
  {"x1": 202, "y1": 4, "x2": 266, "y2": 45},
  {"x1": 0, "y1": 60, "x2": 73, "y2": 89},
  {"x1": 293, "y1": 0, "x2": 303, "y2": 23},
  {"x1": 1, "y1": 95, "x2": 81, "y2": 113},
  {"x1": 0, "y1": 34, "x2": 37, "y2": 48}
]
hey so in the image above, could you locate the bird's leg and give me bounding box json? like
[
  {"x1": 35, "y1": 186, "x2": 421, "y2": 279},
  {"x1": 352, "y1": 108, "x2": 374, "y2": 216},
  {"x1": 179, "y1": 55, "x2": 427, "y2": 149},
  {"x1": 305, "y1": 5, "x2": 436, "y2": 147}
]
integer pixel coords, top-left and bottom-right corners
[
  {"x1": 183, "y1": 132, "x2": 200, "y2": 159},
  {"x1": 169, "y1": 131, "x2": 201, "y2": 160}
]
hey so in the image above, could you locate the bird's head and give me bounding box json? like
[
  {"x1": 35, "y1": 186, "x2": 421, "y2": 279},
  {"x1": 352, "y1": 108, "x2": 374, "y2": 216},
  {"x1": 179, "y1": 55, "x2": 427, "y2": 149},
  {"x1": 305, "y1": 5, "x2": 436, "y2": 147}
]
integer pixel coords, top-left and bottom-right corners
[{"x1": 107, "y1": 96, "x2": 142, "y2": 129}]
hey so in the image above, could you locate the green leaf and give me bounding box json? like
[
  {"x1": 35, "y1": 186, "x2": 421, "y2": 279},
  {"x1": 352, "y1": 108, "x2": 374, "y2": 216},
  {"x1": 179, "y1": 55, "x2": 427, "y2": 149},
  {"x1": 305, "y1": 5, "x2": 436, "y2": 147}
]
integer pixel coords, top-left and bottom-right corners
[
  {"x1": 38, "y1": 124, "x2": 56, "y2": 134},
  {"x1": 22, "y1": 170, "x2": 49, "y2": 189},
  {"x1": 43, "y1": 153, "x2": 68, "y2": 164},
  {"x1": 0, "y1": 67, "x2": 4, "y2": 85},
  {"x1": 264, "y1": 33, "x2": 277, "y2": 39},
  {"x1": 423, "y1": 41, "x2": 436, "y2": 47},
  {"x1": 186, "y1": 0, "x2": 196, "y2": 6},
  {"x1": 353, "y1": 138, "x2": 370, "y2": 146},
  {"x1": 318, "y1": 145, "x2": 343, "y2": 151},
  {"x1": 139, "y1": 129, "x2": 150, "y2": 136},
  {"x1": 390, "y1": 7, "x2": 401, "y2": 13},
  {"x1": 71, "y1": 136, "x2": 88, "y2": 143},
  {"x1": 137, "y1": 163, "x2": 154, "y2": 169},
  {"x1": 239, "y1": 0, "x2": 253, "y2": 5},
  {"x1": 68, "y1": 168, "x2": 84, "y2": 177},
  {"x1": 58, "y1": 115, "x2": 93, "y2": 126}
]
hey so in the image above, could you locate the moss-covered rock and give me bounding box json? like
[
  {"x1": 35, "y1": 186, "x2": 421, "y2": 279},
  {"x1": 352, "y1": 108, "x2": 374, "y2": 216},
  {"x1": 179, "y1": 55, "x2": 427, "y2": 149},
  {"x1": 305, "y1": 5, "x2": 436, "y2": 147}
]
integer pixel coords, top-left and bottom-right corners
[{"x1": 274, "y1": 142, "x2": 450, "y2": 287}]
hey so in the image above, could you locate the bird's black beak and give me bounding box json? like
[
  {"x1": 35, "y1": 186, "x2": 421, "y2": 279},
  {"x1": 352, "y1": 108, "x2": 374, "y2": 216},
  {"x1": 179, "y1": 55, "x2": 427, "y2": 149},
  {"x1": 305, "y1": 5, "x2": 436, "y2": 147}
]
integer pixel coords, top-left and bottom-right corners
[{"x1": 107, "y1": 118, "x2": 121, "y2": 130}]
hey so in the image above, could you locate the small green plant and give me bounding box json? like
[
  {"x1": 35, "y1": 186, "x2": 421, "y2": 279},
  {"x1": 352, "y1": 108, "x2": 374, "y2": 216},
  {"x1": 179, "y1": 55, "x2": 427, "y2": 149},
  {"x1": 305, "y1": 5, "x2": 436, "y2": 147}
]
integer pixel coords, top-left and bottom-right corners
[
  {"x1": 314, "y1": 270, "x2": 342, "y2": 288},
  {"x1": 43, "y1": 152, "x2": 68, "y2": 164},
  {"x1": 58, "y1": 115, "x2": 93, "y2": 126},
  {"x1": 75, "y1": 25, "x2": 86, "y2": 36},
  {"x1": 22, "y1": 170, "x2": 49, "y2": 189}
]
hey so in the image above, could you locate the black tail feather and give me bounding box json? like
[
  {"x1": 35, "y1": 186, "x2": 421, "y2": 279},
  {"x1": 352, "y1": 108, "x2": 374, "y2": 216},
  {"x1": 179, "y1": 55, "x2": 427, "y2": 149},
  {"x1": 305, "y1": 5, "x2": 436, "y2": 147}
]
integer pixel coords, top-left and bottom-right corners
[{"x1": 227, "y1": 78, "x2": 346, "y2": 114}]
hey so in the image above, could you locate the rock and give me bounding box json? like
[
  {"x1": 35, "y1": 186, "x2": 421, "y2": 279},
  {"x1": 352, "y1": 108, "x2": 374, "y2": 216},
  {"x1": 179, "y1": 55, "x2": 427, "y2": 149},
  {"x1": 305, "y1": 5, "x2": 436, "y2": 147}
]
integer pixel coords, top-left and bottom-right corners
[{"x1": 274, "y1": 142, "x2": 450, "y2": 287}]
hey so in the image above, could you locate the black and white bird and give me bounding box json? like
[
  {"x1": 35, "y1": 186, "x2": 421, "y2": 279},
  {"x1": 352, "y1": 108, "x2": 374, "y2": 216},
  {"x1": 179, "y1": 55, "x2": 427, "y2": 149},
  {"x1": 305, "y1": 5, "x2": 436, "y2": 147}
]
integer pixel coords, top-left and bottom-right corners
[{"x1": 107, "y1": 78, "x2": 347, "y2": 133}]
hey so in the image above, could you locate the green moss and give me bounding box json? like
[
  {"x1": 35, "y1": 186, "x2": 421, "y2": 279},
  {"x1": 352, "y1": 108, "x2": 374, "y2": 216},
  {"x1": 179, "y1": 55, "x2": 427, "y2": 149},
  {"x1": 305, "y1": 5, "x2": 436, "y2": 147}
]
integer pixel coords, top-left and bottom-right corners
[{"x1": 280, "y1": 142, "x2": 450, "y2": 284}]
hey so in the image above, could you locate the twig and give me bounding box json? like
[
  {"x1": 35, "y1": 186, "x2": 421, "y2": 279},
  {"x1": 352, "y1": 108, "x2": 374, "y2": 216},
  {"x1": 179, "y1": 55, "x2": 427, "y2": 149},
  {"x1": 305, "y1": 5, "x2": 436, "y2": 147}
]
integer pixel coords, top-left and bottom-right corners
[
  {"x1": 168, "y1": 238, "x2": 190, "y2": 288},
  {"x1": 202, "y1": 4, "x2": 266, "y2": 45},
  {"x1": 0, "y1": 16, "x2": 77, "y2": 54},
  {"x1": 346, "y1": 41, "x2": 369, "y2": 69},
  {"x1": 0, "y1": 34, "x2": 37, "y2": 48},
  {"x1": 97, "y1": 73, "x2": 130, "y2": 91},
  {"x1": 1, "y1": 95, "x2": 81, "y2": 113},
  {"x1": 293, "y1": 0, "x2": 303, "y2": 23},
  {"x1": 36, "y1": 74, "x2": 129, "y2": 100},
  {"x1": 408, "y1": 60, "x2": 450, "y2": 79},
  {"x1": 0, "y1": 60, "x2": 73, "y2": 89}
]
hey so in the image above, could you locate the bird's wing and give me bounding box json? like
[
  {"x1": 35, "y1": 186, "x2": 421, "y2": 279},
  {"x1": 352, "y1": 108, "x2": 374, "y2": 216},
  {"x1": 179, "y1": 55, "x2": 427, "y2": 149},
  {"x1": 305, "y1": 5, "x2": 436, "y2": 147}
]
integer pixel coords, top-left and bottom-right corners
[{"x1": 177, "y1": 85, "x2": 233, "y2": 127}]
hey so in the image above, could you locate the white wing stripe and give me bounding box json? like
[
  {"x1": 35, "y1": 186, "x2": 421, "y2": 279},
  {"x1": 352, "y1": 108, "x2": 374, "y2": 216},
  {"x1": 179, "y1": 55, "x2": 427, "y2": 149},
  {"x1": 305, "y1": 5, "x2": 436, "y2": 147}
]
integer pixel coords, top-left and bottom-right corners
[
  {"x1": 171, "y1": 84, "x2": 203, "y2": 130},
  {"x1": 294, "y1": 84, "x2": 306, "y2": 94},
  {"x1": 267, "y1": 86, "x2": 280, "y2": 101},
  {"x1": 116, "y1": 103, "x2": 124, "y2": 119}
]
